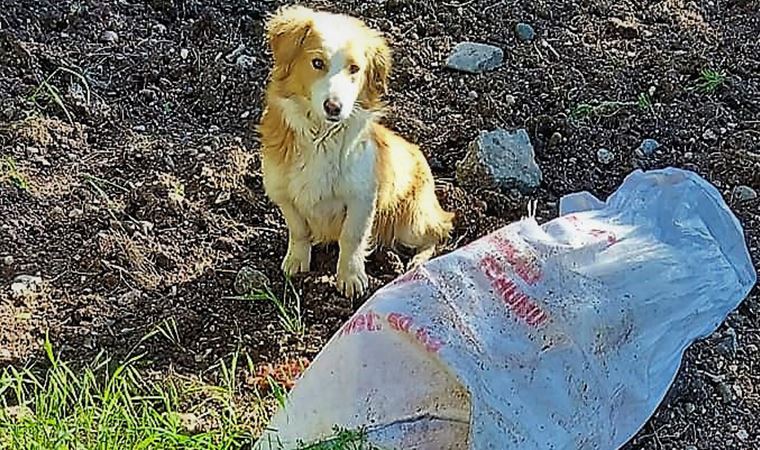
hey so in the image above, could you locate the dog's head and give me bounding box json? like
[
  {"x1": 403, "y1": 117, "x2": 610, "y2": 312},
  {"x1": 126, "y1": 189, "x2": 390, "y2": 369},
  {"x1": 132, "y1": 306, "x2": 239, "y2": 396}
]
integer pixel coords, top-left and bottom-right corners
[{"x1": 265, "y1": 6, "x2": 391, "y2": 123}]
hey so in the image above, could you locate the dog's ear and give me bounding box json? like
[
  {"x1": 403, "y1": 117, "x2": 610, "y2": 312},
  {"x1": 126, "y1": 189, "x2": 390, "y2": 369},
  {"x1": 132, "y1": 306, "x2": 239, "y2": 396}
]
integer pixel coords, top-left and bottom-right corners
[
  {"x1": 363, "y1": 33, "x2": 392, "y2": 108},
  {"x1": 266, "y1": 6, "x2": 314, "y2": 77}
]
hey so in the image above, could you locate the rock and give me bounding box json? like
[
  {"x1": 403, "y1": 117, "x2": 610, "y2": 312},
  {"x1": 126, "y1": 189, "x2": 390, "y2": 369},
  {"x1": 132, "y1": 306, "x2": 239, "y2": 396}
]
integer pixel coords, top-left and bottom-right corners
[
  {"x1": 597, "y1": 148, "x2": 614, "y2": 165},
  {"x1": 548, "y1": 131, "x2": 562, "y2": 147},
  {"x1": 446, "y1": 42, "x2": 504, "y2": 74},
  {"x1": 10, "y1": 275, "x2": 42, "y2": 299},
  {"x1": 718, "y1": 382, "x2": 732, "y2": 403},
  {"x1": 736, "y1": 429, "x2": 749, "y2": 441},
  {"x1": 467, "y1": 90, "x2": 479, "y2": 100},
  {"x1": 715, "y1": 327, "x2": 738, "y2": 358},
  {"x1": 504, "y1": 94, "x2": 516, "y2": 106},
  {"x1": 234, "y1": 266, "x2": 271, "y2": 295},
  {"x1": 702, "y1": 129, "x2": 718, "y2": 141},
  {"x1": 515, "y1": 22, "x2": 536, "y2": 41},
  {"x1": 236, "y1": 54, "x2": 256, "y2": 69},
  {"x1": 683, "y1": 402, "x2": 696, "y2": 414},
  {"x1": 456, "y1": 128, "x2": 542, "y2": 194},
  {"x1": 180, "y1": 48, "x2": 189, "y2": 60},
  {"x1": 732, "y1": 185, "x2": 757, "y2": 202},
  {"x1": 3, "y1": 405, "x2": 33, "y2": 421},
  {"x1": 152, "y1": 23, "x2": 167, "y2": 34},
  {"x1": 99, "y1": 30, "x2": 119, "y2": 43},
  {"x1": 2, "y1": 255, "x2": 13, "y2": 266},
  {"x1": 177, "y1": 412, "x2": 201, "y2": 434},
  {"x1": 636, "y1": 138, "x2": 660, "y2": 157}
]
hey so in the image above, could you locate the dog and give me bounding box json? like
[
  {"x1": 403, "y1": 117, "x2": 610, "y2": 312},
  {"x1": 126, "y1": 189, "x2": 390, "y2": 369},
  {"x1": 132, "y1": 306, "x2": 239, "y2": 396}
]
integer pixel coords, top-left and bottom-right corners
[{"x1": 259, "y1": 6, "x2": 454, "y2": 298}]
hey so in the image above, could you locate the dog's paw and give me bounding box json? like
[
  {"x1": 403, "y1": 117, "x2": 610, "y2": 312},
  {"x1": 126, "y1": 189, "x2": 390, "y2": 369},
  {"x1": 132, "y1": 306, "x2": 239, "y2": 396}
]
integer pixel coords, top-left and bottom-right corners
[
  {"x1": 406, "y1": 246, "x2": 435, "y2": 271},
  {"x1": 282, "y1": 242, "x2": 311, "y2": 276},
  {"x1": 337, "y1": 263, "x2": 368, "y2": 298}
]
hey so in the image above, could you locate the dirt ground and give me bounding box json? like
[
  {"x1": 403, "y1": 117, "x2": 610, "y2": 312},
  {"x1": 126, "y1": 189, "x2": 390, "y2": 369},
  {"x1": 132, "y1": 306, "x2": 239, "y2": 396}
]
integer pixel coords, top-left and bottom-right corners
[{"x1": 1, "y1": 0, "x2": 758, "y2": 448}]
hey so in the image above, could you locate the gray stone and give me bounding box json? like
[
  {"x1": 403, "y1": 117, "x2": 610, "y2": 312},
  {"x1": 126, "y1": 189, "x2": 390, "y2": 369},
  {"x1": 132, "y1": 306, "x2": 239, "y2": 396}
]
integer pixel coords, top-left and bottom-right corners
[
  {"x1": 2, "y1": 255, "x2": 13, "y2": 266},
  {"x1": 234, "y1": 266, "x2": 270, "y2": 295},
  {"x1": 636, "y1": 138, "x2": 660, "y2": 157},
  {"x1": 446, "y1": 42, "x2": 504, "y2": 74},
  {"x1": 733, "y1": 185, "x2": 757, "y2": 202},
  {"x1": 456, "y1": 128, "x2": 542, "y2": 194},
  {"x1": 718, "y1": 382, "x2": 732, "y2": 403},
  {"x1": 683, "y1": 402, "x2": 696, "y2": 414},
  {"x1": 10, "y1": 275, "x2": 42, "y2": 299},
  {"x1": 99, "y1": 30, "x2": 119, "y2": 43},
  {"x1": 736, "y1": 429, "x2": 749, "y2": 441},
  {"x1": 515, "y1": 23, "x2": 536, "y2": 41},
  {"x1": 597, "y1": 148, "x2": 614, "y2": 165},
  {"x1": 715, "y1": 327, "x2": 738, "y2": 358},
  {"x1": 236, "y1": 55, "x2": 256, "y2": 69}
]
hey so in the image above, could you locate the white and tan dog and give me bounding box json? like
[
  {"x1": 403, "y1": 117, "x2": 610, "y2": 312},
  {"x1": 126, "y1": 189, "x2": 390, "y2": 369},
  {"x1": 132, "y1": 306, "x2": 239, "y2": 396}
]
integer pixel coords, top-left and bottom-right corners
[{"x1": 259, "y1": 6, "x2": 454, "y2": 297}]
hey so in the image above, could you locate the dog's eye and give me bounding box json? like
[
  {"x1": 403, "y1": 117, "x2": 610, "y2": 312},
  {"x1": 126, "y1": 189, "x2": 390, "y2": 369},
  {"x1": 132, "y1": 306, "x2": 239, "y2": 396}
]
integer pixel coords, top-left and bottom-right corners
[
  {"x1": 349, "y1": 64, "x2": 360, "y2": 75},
  {"x1": 311, "y1": 58, "x2": 325, "y2": 70}
]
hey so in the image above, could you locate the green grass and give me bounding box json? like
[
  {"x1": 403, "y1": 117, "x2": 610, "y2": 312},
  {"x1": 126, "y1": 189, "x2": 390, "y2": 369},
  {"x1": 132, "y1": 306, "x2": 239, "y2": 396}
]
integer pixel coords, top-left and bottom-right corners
[
  {"x1": 1, "y1": 156, "x2": 30, "y2": 190},
  {"x1": 228, "y1": 280, "x2": 304, "y2": 337},
  {"x1": 569, "y1": 100, "x2": 631, "y2": 121},
  {"x1": 0, "y1": 338, "x2": 262, "y2": 450},
  {"x1": 296, "y1": 427, "x2": 381, "y2": 450},
  {"x1": 28, "y1": 67, "x2": 91, "y2": 125},
  {"x1": 697, "y1": 68, "x2": 726, "y2": 94},
  {"x1": 636, "y1": 92, "x2": 652, "y2": 110}
]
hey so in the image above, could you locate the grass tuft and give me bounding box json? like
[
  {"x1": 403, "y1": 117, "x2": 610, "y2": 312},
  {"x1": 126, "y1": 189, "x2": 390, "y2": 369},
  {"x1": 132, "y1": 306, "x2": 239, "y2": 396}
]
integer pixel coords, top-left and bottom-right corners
[
  {"x1": 697, "y1": 68, "x2": 726, "y2": 94},
  {"x1": 1, "y1": 156, "x2": 30, "y2": 190},
  {"x1": 0, "y1": 336, "x2": 260, "y2": 449}
]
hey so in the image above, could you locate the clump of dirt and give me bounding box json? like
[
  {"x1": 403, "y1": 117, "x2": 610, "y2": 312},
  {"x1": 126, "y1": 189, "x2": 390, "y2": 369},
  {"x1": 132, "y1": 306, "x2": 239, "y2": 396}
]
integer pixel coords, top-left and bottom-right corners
[{"x1": 1, "y1": 0, "x2": 758, "y2": 448}]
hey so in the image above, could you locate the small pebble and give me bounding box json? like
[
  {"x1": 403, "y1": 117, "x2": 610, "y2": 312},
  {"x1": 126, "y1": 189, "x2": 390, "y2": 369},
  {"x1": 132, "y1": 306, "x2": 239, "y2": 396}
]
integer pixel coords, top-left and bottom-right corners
[
  {"x1": 718, "y1": 382, "x2": 732, "y2": 403},
  {"x1": 133, "y1": 125, "x2": 146, "y2": 132},
  {"x1": 2, "y1": 255, "x2": 13, "y2": 266},
  {"x1": 702, "y1": 129, "x2": 718, "y2": 141},
  {"x1": 236, "y1": 55, "x2": 256, "y2": 69},
  {"x1": 468, "y1": 90, "x2": 479, "y2": 100},
  {"x1": 548, "y1": 131, "x2": 562, "y2": 147},
  {"x1": 515, "y1": 23, "x2": 536, "y2": 41},
  {"x1": 504, "y1": 94, "x2": 516, "y2": 106},
  {"x1": 685, "y1": 446, "x2": 697, "y2": 450},
  {"x1": 99, "y1": 30, "x2": 119, "y2": 43},
  {"x1": 732, "y1": 185, "x2": 757, "y2": 202},
  {"x1": 153, "y1": 23, "x2": 167, "y2": 34},
  {"x1": 684, "y1": 402, "x2": 696, "y2": 414},
  {"x1": 636, "y1": 138, "x2": 660, "y2": 157},
  {"x1": 180, "y1": 48, "x2": 189, "y2": 60},
  {"x1": 597, "y1": 148, "x2": 614, "y2": 165},
  {"x1": 736, "y1": 429, "x2": 749, "y2": 441}
]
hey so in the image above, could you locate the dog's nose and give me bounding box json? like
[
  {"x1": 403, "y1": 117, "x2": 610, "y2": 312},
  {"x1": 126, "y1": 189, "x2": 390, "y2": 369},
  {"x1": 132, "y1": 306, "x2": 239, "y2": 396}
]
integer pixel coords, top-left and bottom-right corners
[{"x1": 323, "y1": 99, "x2": 342, "y2": 118}]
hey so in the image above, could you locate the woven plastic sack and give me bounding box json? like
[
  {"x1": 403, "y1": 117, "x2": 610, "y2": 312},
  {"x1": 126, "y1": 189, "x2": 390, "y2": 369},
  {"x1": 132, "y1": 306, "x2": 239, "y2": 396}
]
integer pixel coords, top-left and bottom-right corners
[{"x1": 255, "y1": 168, "x2": 756, "y2": 450}]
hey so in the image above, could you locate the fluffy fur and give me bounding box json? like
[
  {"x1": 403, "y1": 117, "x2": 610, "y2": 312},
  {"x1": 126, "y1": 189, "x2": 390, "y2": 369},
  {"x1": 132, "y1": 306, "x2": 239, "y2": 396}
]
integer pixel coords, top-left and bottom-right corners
[{"x1": 259, "y1": 6, "x2": 454, "y2": 297}]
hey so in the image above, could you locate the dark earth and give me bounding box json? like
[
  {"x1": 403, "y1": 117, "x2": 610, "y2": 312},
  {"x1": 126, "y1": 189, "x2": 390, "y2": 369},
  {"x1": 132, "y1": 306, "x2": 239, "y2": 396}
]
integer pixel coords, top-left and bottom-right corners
[{"x1": 1, "y1": 0, "x2": 759, "y2": 448}]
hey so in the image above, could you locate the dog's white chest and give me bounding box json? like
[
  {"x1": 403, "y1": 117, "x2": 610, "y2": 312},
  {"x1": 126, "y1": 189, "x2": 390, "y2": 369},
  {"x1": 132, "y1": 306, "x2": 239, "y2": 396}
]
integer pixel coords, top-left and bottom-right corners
[{"x1": 288, "y1": 135, "x2": 376, "y2": 241}]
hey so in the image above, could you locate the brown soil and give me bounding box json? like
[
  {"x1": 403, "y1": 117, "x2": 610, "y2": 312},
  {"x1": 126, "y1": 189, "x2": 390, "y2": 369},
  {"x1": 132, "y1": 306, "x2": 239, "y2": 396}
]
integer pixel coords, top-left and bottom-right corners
[{"x1": 1, "y1": 0, "x2": 758, "y2": 448}]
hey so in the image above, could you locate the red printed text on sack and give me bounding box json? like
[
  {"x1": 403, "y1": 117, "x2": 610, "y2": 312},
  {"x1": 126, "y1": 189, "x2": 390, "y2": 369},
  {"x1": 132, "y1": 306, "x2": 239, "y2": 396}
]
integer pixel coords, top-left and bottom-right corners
[
  {"x1": 479, "y1": 255, "x2": 549, "y2": 327},
  {"x1": 486, "y1": 234, "x2": 542, "y2": 284},
  {"x1": 388, "y1": 312, "x2": 445, "y2": 353},
  {"x1": 340, "y1": 310, "x2": 383, "y2": 337}
]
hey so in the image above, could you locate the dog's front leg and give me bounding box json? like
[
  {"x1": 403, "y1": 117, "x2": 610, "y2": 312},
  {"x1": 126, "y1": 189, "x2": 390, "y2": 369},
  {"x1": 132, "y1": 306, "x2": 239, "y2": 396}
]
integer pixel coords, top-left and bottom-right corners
[
  {"x1": 279, "y1": 201, "x2": 312, "y2": 276},
  {"x1": 336, "y1": 198, "x2": 375, "y2": 298}
]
